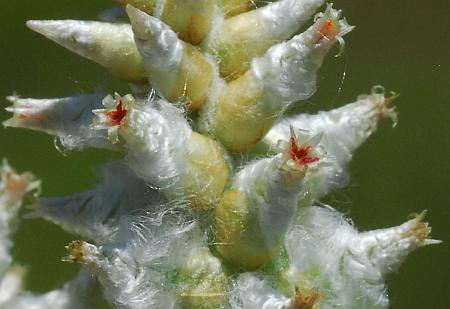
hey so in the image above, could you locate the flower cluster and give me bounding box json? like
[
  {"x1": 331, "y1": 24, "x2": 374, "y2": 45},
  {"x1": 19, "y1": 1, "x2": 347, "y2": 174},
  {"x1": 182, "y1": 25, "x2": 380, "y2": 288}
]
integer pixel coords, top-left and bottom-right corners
[{"x1": 1, "y1": 1, "x2": 439, "y2": 308}]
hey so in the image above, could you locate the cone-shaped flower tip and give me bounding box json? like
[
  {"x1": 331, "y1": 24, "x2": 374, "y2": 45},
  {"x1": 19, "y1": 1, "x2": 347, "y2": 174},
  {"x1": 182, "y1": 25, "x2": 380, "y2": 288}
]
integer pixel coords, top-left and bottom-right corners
[
  {"x1": 264, "y1": 86, "x2": 398, "y2": 169},
  {"x1": 356, "y1": 210, "x2": 441, "y2": 276},
  {"x1": 26, "y1": 20, "x2": 146, "y2": 83},
  {"x1": 3, "y1": 93, "x2": 117, "y2": 151},
  {"x1": 3, "y1": 93, "x2": 102, "y2": 132},
  {"x1": 251, "y1": 4, "x2": 354, "y2": 103},
  {"x1": 0, "y1": 160, "x2": 40, "y2": 277}
]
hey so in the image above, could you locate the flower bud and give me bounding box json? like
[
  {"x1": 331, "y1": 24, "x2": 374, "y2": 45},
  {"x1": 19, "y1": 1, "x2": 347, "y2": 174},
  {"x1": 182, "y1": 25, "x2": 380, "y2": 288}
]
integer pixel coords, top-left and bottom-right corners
[
  {"x1": 209, "y1": 0, "x2": 325, "y2": 80},
  {"x1": 285, "y1": 206, "x2": 440, "y2": 309},
  {"x1": 4, "y1": 93, "x2": 113, "y2": 151},
  {"x1": 215, "y1": 130, "x2": 322, "y2": 269},
  {"x1": 208, "y1": 5, "x2": 353, "y2": 152},
  {"x1": 265, "y1": 86, "x2": 398, "y2": 204},
  {"x1": 160, "y1": 0, "x2": 215, "y2": 45},
  {"x1": 34, "y1": 161, "x2": 159, "y2": 242},
  {"x1": 27, "y1": 20, "x2": 147, "y2": 83},
  {"x1": 127, "y1": 5, "x2": 214, "y2": 111},
  {"x1": 93, "y1": 94, "x2": 230, "y2": 209}
]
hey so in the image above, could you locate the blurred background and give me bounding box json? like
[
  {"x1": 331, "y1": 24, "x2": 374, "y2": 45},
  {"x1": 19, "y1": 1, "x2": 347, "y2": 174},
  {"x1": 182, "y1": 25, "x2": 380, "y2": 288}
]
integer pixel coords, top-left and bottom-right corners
[{"x1": 0, "y1": 0, "x2": 449, "y2": 308}]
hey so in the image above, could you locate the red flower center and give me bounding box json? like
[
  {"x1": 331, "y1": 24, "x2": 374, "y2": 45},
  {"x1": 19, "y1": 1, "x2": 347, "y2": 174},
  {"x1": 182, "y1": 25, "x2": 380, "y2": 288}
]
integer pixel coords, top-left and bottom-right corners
[
  {"x1": 315, "y1": 19, "x2": 336, "y2": 43},
  {"x1": 106, "y1": 100, "x2": 127, "y2": 126},
  {"x1": 290, "y1": 137, "x2": 320, "y2": 167}
]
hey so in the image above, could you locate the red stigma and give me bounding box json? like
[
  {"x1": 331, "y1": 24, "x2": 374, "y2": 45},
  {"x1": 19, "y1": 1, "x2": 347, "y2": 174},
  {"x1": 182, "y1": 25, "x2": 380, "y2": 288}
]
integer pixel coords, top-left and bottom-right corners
[
  {"x1": 315, "y1": 19, "x2": 336, "y2": 43},
  {"x1": 106, "y1": 100, "x2": 127, "y2": 126},
  {"x1": 290, "y1": 137, "x2": 320, "y2": 167}
]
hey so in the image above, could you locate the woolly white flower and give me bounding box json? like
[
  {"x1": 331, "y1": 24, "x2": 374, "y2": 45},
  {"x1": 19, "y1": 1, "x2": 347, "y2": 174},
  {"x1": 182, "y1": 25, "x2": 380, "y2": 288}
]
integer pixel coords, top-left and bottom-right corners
[
  {"x1": 284, "y1": 206, "x2": 440, "y2": 309},
  {"x1": 4, "y1": 93, "x2": 111, "y2": 150},
  {"x1": 33, "y1": 160, "x2": 163, "y2": 241},
  {"x1": 92, "y1": 93, "x2": 191, "y2": 196}
]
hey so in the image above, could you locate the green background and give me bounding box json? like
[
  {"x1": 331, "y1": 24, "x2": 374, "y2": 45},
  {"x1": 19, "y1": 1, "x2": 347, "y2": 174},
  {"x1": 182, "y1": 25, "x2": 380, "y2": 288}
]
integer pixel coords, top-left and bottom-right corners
[{"x1": 0, "y1": 0, "x2": 449, "y2": 308}]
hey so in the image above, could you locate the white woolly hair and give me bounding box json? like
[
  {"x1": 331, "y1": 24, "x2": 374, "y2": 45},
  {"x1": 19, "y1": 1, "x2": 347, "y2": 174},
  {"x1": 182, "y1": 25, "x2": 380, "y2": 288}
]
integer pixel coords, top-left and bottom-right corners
[
  {"x1": 82, "y1": 203, "x2": 221, "y2": 309},
  {"x1": 127, "y1": 5, "x2": 183, "y2": 71},
  {"x1": 247, "y1": 0, "x2": 325, "y2": 37},
  {"x1": 285, "y1": 207, "x2": 388, "y2": 309},
  {"x1": 232, "y1": 155, "x2": 304, "y2": 248},
  {"x1": 120, "y1": 97, "x2": 192, "y2": 197},
  {"x1": 263, "y1": 86, "x2": 397, "y2": 203},
  {"x1": 1, "y1": 269, "x2": 100, "y2": 309},
  {"x1": 229, "y1": 273, "x2": 290, "y2": 309},
  {"x1": 251, "y1": 4, "x2": 354, "y2": 105},
  {"x1": 265, "y1": 86, "x2": 397, "y2": 166}
]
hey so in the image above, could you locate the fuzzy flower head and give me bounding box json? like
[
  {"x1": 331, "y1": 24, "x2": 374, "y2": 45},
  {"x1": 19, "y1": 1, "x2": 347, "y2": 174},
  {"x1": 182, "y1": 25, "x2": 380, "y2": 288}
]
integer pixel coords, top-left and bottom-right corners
[
  {"x1": 91, "y1": 93, "x2": 135, "y2": 144},
  {"x1": 277, "y1": 126, "x2": 324, "y2": 173}
]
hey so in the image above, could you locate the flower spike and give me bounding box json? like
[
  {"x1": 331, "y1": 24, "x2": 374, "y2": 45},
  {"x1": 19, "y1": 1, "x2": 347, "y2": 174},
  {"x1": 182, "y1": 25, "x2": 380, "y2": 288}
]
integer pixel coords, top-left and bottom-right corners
[{"x1": 3, "y1": 1, "x2": 439, "y2": 308}]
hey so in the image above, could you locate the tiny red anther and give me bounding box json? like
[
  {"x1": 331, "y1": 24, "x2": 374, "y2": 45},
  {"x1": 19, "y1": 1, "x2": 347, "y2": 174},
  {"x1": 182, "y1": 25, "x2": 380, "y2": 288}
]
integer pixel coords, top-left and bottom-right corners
[
  {"x1": 106, "y1": 99, "x2": 127, "y2": 126},
  {"x1": 290, "y1": 137, "x2": 320, "y2": 167}
]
